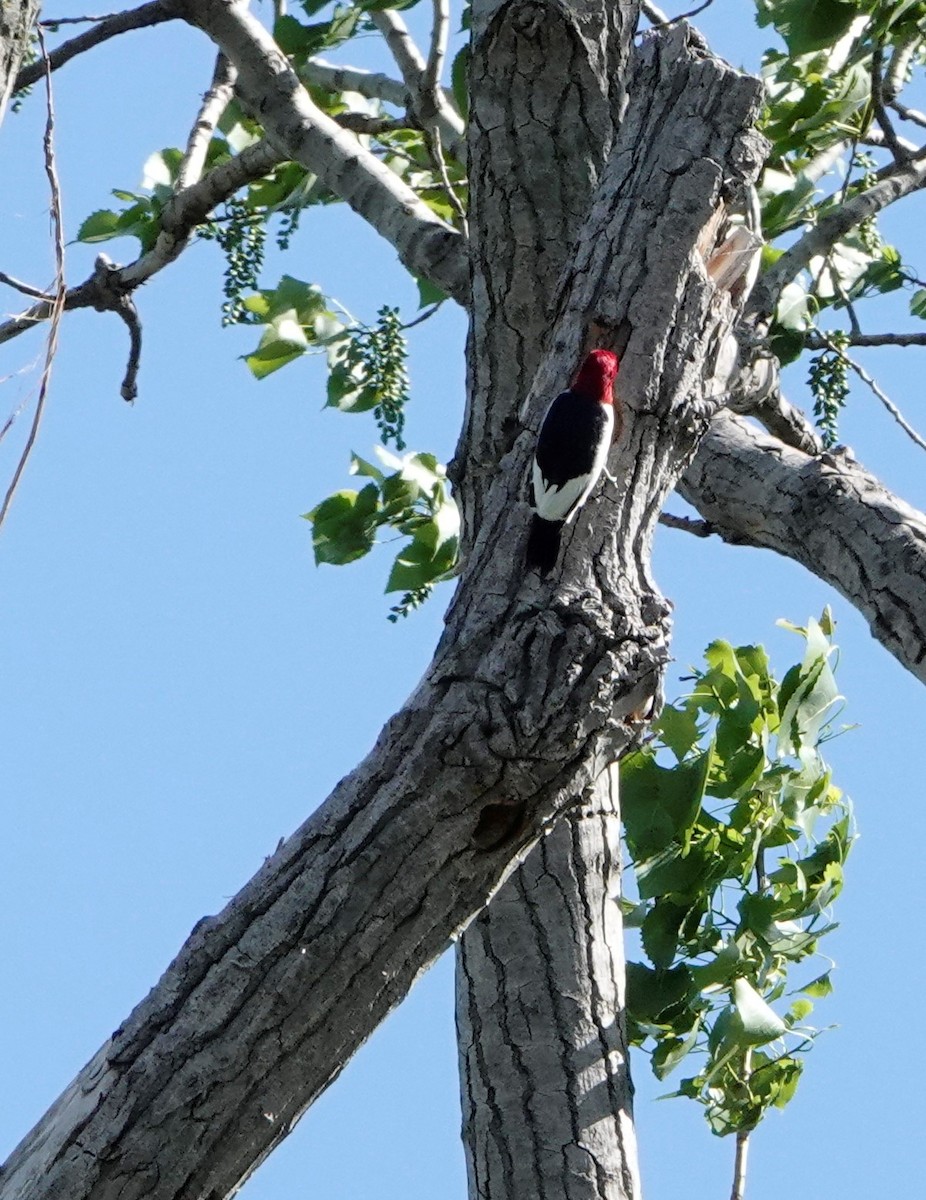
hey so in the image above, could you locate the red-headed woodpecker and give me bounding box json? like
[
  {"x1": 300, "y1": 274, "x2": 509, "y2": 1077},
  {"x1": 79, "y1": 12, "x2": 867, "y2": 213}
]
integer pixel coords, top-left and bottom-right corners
[{"x1": 526, "y1": 349, "x2": 621, "y2": 576}]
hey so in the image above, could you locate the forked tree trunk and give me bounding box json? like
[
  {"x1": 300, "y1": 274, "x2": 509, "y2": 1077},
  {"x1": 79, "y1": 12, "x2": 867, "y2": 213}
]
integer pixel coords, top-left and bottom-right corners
[
  {"x1": 0, "y1": 13, "x2": 764, "y2": 1200},
  {"x1": 455, "y1": 14, "x2": 765, "y2": 1197}
]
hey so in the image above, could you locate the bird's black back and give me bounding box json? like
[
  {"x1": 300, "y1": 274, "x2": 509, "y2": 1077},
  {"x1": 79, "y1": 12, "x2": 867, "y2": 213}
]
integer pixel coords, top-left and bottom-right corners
[{"x1": 535, "y1": 390, "x2": 610, "y2": 487}]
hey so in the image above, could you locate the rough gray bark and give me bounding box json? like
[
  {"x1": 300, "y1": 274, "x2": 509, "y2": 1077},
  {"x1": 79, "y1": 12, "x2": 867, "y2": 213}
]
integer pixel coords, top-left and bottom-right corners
[
  {"x1": 679, "y1": 411, "x2": 926, "y2": 682},
  {"x1": 457, "y1": 774, "x2": 640, "y2": 1200},
  {"x1": 456, "y1": 23, "x2": 764, "y2": 1197},
  {"x1": 0, "y1": 0, "x2": 37, "y2": 127},
  {"x1": 0, "y1": 18, "x2": 763, "y2": 1200}
]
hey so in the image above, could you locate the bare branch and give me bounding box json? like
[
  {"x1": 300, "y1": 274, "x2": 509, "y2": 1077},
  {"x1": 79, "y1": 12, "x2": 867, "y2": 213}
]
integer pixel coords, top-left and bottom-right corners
[
  {"x1": 807, "y1": 329, "x2": 926, "y2": 348},
  {"x1": 639, "y1": 0, "x2": 670, "y2": 23},
  {"x1": 658, "y1": 511, "x2": 715, "y2": 537},
  {"x1": 871, "y1": 42, "x2": 911, "y2": 163},
  {"x1": 174, "y1": 0, "x2": 468, "y2": 304},
  {"x1": 176, "y1": 52, "x2": 237, "y2": 191},
  {"x1": 1, "y1": 28, "x2": 66, "y2": 533},
  {"x1": 370, "y1": 5, "x2": 466, "y2": 164},
  {"x1": 0, "y1": 270, "x2": 52, "y2": 299},
  {"x1": 301, "y1": 57, "x2": 408, "y2": 108},
  {"x1": 371, "y1": 8, "x2": 427, "y2": 82},
  {"x1": 748, "y1": 150, "x2": 926, "y2": 319},
  {"x1": 680, "y1": 412, "x2": 926, "y2": 684},
  {"x1": 890, "y1": 97, "x2": 926, "y2": 130},
  {"x1": 0, "y1": 139, "x2": 284, "y2": 347},
  {"x1": 884, "y1": 27, "x2": 921, "y2": 102},
  {"x1": 646, "y1": 0, "x2": 715, "y2": 27},
  {"x1": 14, "y1": 1, "x2": 174, "y2": 92},
  {"x1": 816, "y1": 330, "x2": 926, "y2": 453},
  {"x1": 334, "y1": 112, "x2": 416, "y2": 136},
  {"x1": 423, "y1": 0, "x2": 449, "y2": 99}
]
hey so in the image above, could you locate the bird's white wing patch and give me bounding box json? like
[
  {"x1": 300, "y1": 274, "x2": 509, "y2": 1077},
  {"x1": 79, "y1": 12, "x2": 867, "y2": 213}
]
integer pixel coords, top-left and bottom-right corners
[{"x1": 531, "y1": 405, "x2": 614, "y2": 523}]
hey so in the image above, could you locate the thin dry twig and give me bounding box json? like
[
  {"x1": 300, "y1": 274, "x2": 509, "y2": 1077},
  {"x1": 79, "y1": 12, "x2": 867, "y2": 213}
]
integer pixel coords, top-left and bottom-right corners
[
  {"x1": 0, "y1": 271, "x2": 52, "y2": 300},
  {"x1": 817, "y1": 331, "x2": 926, "y2": 453},
  {"x1": 1, "y1": 29, "x2": 67, "y2": 533},
  {"x1": 646, "y1": 0, "x2": 715, "y2": 28},
  {"x1": 425, "y1": 128, "x2": 467, "y2": 232}
]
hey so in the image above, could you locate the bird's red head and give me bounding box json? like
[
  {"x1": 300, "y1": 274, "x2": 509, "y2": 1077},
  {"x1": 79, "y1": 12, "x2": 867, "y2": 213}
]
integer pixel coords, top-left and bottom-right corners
[{"x1": 573, "y1": 349, "x2": 620, "y2": 404}]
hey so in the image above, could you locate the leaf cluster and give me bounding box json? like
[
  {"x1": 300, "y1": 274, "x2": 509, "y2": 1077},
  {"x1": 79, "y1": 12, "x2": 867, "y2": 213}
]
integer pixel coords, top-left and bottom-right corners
[
  {"x1": 756, "y1": 0, "x2": 926, "y2": 435},
  {"x1": 305, "y1": 448, "x2": 459, "y2": 613},
  {"x1": 623, "y1": 613, "x2": 853, "y2": 1138}
]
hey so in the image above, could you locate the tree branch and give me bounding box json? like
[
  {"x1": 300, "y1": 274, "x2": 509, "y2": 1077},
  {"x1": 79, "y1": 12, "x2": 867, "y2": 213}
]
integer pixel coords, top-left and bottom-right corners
[
  {"x1": 175, "y1": 0, "x2": 468, "y2": 304},
  {"x1": 370, "y1": 5, "x2": 466, "y2": 163},
  {"x1": 0, "y1": 139, "x2": 284, "y2": 347},
  {"x1": 679, "y1": 412, "x2": 926, "y2": 683},
  {"x1": 301, "y1": 56, "x2": 409, "y2": 109},
  {"x1": 748, "y1": 150, "x2": 926, "y2": 319},
  {"x1": 176, "y1": 51, "x2": 237, "y2": 190},
  {"x1": 14, "y1": 0, "x2": 174, "y2": 91},
  {"x1": 807, "y1": 330, "x2": 926, "y2": 348}
]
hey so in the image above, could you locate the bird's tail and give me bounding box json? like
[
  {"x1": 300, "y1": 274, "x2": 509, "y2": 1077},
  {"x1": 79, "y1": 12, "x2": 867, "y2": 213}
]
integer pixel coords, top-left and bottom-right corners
[{"x1": 526, "y1": 516, "x2": 563, "y2": 577}]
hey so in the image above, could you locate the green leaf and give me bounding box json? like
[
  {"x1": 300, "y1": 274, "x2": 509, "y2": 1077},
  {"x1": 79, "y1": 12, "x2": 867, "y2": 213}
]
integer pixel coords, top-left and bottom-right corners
[
  {"x1": 730, "y1": 978, "x2": 787, "y2": 1046},
  {"x1": 642, "y1": 899, "x2": 690, "y2": 969},
  {"x1": 621, "y1": 747, "x2": 712, "y2": 856},
  {"x1": 762, "y1": 0, "x2": 863, "y2": 57},
  {"x1": 657, "y1": 704, "x2": 702, "y2": 761},
  {"x1": 801, "y1": 971, "x2": 833, "y2": 998},
  {"x1": 626, "y1": 962, "x2": 695, "y2": 1025},
  {"x1": 651, "y1": 1024, "x2": 701, "y2": 1080},
  {"x1": 76, "y1": 209, "x2": 121, "y2": 243},
  {"x1": 911, "y1": 289, "x2": 926, "y2": 320},
  {"x1": 415, "y1": 275, "x2": 448, "y2": 309},
  {"x1": 306, "y1": 484, "x2": 380, "y2": 565}
]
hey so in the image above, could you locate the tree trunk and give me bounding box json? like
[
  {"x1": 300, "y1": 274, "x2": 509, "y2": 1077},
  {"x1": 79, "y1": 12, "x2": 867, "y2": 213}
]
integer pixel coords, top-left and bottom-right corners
[
  {"x1": 453, "y1": 19, "x2": 765, "y2": 1197},
  {"x1": 0, "y1": 0, "x2": 37, "y2": 127},
  {"x1": 458, "y1": 776, "x2": 640, "y2": 1200},
  {"x1": 0, "y1": 15, "x2": 764, "y2": 1200}
]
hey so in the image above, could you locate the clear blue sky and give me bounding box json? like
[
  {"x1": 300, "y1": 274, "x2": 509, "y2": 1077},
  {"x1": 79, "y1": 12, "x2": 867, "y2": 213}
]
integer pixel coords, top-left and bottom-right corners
[{"x1": 2, "y1": 4, "x2": 924, "y2": 1198}]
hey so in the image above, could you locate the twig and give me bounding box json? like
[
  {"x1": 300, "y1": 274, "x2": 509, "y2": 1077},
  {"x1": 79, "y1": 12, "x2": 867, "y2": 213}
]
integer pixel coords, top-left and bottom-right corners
[
  {"x1": 817, "y1": 331, "x2": 926, "y2": 453},
  {"x1": 646, "y1": 0, "x2": 715, "y2": 28},
  {"x1": 748, "y1": 148, "x2": 926, "y2": 319},
  {"x1": 730, "y1": 1129, "x2": 750, "y2": 1200},
  {"x1": 0, "y1": 271, "x2": 53, "y2": 300},
  {"x1": 176, "y1": 53, "x2": 238, "y2": 191},
  {"x1": 807, "y1": 330, "x2": 926, "y2": 348},
  {"x1": 1, "y1": 29, "x2": 67, "y2": 533},
  {"x1": 116, "y1": 299, "x2": 142, "y2": 401},
  {"x1": 39, "y1": 12, "x2": 126, "y2": 23},
  {"x1": 658, "y1": 512, "x2": 715, "y2": 538},
  {"x1": 889, "y1": 98, "x2": 926, "y2": 130},
  {"x1": 870, "y1": 43, "x2": 911, "y2": 163},
  {"x1": 400, "y1": 303, "x2": 442, "y2": 330},
  {"x1": 15, "y1": 2, "x2": 174, "y2": 92},
  {"x1": 0, "y1": 140, "x2": 285, "y2": 349},
  {"x1": 335, "y1": 113, "x2": 416, "y2": 136},
  {"x1": 424, "y1": 0, "x2": 449, "y2": 99},
  {"x1": 425, "y1": 128, "x2": 467, "y2": 232}
]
